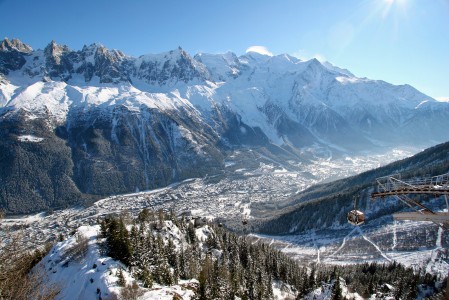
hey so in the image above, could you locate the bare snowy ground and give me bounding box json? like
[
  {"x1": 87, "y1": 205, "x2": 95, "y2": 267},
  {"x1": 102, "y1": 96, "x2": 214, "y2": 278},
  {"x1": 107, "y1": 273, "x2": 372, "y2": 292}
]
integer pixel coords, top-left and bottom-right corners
[{"x1": 253, "y1": 220, "x2": 449, "y2": 279}]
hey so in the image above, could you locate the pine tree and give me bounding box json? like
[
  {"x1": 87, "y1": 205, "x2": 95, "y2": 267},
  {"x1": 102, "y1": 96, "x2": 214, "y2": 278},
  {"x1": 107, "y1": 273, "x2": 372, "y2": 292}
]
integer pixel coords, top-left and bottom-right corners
[
  {"x1": 186, "y1": 246, "x2": 200, "y2": 279},
  {"x1": 179, "y1": 247, "x2": 188, "y2": 280},
  {"x1": 331, "y1": 278, "x2": 343, "y2": 300},
  {"x1": 118, "y1": 218, "x2": 132, "y2": 265},
  {"x1": 198, "y1": 255, "x2": 214, "y2": 300},
  {"x1": 167, "y1": 238, "x2": 177, "y2": 268},
  {"x1": 117, "y1": 268, "x2": 126, "y2": 287},
  {"x1": 129, "y1": 225, "x2": 140, "y2": 269},
  {"x1": 215, "y1": 258, "x2": 232, "y2": 299},
  {"x1": 404, "y1": 275, "x2": 418, "y2": 300},
  {"x1": 229, "y1": 242, "x2": 243, "y2": 296},
  {"x1": 394, "y1": 277, "x2": 404, "y2": 299},
  {"x1": 186, "y1": 222, "x2": 196, "y2": 244},
  {"x1": 152, "y1": 235, "x2": 173, "y2": 285},
  {"x1": 266, "y1": 274, "x2": 274, "y2": 299},
  {"x1": 157, "y1": 209, "x2": 165, "y2": 229},
  {"x1": 206, "y1": 231, "x2": 218, "y2": 249},
  {"x1": 137, "y1": 208, "x2": 150, "y2": 224},
  {"x1": 244, "y1": 253, "x2": 256, "y2": 300},
  {"x1": 138, "y1": 266, "x2": 153, "y2": 288},
  {"x1": 308, "y1": 265, "x2": 316, "y2": 291},
  {"x1": 198, "y1": 266, "x2": 208, "y2": 300},
  {"x1": 256, "y1": 268, "x2": 269, "y2": 300}
]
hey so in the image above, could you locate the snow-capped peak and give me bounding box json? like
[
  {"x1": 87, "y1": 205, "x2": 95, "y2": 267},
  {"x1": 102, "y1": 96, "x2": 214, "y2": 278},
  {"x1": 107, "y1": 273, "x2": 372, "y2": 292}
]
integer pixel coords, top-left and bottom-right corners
[
  {"x1": 1, "y1": 38, "x2": 448, "y2": 155},
  {"x1": 194, "y1": 52, "x2": 242, "y2": 80}
]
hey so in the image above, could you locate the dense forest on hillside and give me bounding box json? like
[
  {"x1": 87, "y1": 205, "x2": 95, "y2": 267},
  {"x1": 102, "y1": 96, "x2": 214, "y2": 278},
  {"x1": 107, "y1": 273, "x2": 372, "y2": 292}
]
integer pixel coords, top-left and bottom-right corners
[{"x1": 98, "y1": 210, "x2": 445, "y2": 299}]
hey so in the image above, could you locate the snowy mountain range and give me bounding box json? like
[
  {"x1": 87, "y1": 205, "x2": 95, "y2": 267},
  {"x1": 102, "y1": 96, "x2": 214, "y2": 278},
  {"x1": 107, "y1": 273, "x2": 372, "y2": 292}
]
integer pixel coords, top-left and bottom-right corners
[{"x1": 1, "y1": 38, "x2": 448, "y2": 214}]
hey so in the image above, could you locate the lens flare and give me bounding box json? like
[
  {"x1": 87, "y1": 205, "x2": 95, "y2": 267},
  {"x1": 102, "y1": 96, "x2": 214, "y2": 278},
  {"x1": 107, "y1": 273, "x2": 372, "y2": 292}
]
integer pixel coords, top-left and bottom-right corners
[{"x1": 381, "y1": 0, "x2": 408, "y2": 19}]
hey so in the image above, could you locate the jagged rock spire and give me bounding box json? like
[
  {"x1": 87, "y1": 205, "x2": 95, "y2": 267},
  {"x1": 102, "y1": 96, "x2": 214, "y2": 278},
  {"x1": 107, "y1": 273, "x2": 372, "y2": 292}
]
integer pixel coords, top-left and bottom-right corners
[{"x1": 0, "y1": 37, "x2": 33, "y2": 53}]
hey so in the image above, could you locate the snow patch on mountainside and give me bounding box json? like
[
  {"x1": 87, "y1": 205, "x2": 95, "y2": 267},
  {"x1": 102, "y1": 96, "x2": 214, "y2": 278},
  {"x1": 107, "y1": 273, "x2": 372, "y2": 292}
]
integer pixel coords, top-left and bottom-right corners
[
  {"x1": 9, "y1": 81, "x2": 70, "y2": 122},
  {"x1": 17, "y1": 135, "x2": 44, "y2": 142},
  {"x1": 0, "y1": 81, "x2": 19, "y2": 106},
  {"x1": 335, "y1": 76, "x2": 366, "y2": 84}
]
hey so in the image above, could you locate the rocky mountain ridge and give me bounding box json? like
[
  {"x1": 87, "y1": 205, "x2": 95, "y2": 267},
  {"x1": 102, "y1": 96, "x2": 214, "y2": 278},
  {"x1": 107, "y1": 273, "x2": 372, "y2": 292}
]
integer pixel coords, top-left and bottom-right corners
[{"x1": 2, "y1": 38, "x2": 448, "y2": 148}]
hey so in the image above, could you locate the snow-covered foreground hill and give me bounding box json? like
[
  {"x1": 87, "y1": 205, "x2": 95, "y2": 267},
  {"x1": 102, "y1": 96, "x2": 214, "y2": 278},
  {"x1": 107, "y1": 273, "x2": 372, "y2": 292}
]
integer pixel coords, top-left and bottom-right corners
[
  {"x1": 14, "y1": 208, "x2": 445, "y2": 299},
  {"x1": 33, "y1": 219, "x2": 445, "y2": 300},
  {"x1": 40, "y1": 225, "x2": 197, "y2": 300},
  {"x1": 36, "y1": 223, "x2": 301, "y2": 299}
]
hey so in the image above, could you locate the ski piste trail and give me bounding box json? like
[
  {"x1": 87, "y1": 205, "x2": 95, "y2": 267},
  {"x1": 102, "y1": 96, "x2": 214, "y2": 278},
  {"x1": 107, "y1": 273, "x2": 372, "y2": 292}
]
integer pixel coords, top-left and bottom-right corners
[
  {"x1": 357, "y1": 226, "x2": 392, "y2": 262},
  {"x1": 326, "y1": 226, "x2": 358, "y2": 259}
]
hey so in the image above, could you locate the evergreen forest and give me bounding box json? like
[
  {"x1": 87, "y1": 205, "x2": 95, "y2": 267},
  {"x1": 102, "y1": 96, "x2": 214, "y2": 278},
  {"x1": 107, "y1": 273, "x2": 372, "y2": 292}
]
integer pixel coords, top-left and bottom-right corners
[{"x1": 98, "y1": 209, "x2": 446, "y2": 299}]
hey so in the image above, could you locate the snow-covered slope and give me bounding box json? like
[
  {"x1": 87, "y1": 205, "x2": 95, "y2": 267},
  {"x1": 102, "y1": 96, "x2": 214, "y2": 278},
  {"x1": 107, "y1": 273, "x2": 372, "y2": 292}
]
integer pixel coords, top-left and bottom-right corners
[
  {"x1": 37, "y1": 221, "x2": 301, "y2": 300},
  {"x1": 39, "y1": 224, "x2": 198, "y2": 300}
]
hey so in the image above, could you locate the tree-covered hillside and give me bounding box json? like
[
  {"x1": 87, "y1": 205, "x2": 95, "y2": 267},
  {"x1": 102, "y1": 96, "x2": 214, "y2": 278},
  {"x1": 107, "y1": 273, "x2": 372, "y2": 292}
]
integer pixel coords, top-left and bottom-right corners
[
  {"x1": 97, "y1": 209, "x2": 445, "y2": 299},
  {"x1": 259, "y1": 141, "x2": 449, "y2": 235}
]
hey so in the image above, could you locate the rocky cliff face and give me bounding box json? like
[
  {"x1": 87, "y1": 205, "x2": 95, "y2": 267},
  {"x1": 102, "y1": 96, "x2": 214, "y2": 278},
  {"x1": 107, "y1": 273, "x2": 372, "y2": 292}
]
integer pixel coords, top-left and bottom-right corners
[{"x1": 0, "y1": 38, "x2": 448, "y2": 214}]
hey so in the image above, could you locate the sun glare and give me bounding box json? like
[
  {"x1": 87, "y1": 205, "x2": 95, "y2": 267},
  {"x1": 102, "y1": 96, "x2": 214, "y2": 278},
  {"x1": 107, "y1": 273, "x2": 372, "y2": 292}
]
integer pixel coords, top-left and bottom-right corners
[
  {"x1": 380, "y1": 0, "x2": 407, "y2": 18},
  {"x1": 385, "y1": 0, "x2": 407, "y2": 4}
]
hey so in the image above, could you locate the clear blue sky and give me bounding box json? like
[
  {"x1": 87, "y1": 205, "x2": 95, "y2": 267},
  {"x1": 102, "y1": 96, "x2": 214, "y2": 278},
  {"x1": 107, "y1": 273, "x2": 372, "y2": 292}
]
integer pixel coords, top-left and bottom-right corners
[{"x1": 1, "y1": 0, "x2": 448, "y2": 99}]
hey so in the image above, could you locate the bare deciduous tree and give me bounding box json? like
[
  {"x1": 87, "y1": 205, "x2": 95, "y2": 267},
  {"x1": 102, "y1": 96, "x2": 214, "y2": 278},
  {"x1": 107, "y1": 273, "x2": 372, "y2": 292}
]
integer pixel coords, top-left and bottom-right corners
[
  {"x1": 120, "y1": 281, "x2": 145, "y2": 300},
  {"x1": 62, "y1": 232, "x2": 89, "y2": 262},
  {"x1": 0, "y1": 228, "x2": 61, "y2": 299}
]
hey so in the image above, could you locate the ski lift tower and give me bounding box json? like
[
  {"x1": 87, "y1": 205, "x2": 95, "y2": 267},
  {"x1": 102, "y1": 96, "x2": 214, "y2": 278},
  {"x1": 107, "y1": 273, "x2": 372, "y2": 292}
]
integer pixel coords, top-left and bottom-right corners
[{"x1": 371, "y1": 173, "x2": 449, "y2": 226}]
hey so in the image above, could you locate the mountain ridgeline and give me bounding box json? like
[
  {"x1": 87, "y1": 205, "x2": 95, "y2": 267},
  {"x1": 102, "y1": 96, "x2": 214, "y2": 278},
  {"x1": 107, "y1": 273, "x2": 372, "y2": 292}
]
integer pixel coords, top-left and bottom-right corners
[{"x1": 1, "y1": 38, "x2": 449, "y2": 214}]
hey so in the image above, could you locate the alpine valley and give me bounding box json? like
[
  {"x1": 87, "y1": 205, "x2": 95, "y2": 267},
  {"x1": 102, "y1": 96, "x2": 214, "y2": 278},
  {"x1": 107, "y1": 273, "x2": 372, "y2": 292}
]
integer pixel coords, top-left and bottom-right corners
[
  {"x1": 1, "y1": 38, "x2": 448, "y2": 214},
  {"x1": 1, "y1": 38, "x2": 449, "y2": 299}
]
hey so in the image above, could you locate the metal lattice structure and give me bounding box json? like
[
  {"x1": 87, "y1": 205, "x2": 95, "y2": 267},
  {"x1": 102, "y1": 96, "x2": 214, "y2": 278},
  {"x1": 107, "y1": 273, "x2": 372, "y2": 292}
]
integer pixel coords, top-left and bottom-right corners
[
  {"x1": 371, "y1": 172, "x2": 449, "y2": 296},
  {"x1": 371, "y1": 173, "x2": 449, "y2": 226}
]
